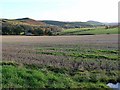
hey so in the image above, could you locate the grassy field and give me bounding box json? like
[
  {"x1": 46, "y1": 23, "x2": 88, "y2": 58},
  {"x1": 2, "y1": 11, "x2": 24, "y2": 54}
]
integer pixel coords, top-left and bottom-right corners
[
  {"x1": 2, "y1": 62, "x2": 110, "y2": 88},
  {"x1": 60, "y1": 27, "x2": 119, "y2": 35},
  {"x1": 2, "y1": 34, "x2": 119, "y2": 88}
]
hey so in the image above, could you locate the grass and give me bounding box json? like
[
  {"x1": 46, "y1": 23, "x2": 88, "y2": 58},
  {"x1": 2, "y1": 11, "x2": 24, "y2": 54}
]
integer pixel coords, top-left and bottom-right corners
[
  {"x1": 60, "y1": 27, "x2": 118, "y2": 35},
  {"x1": 2, "y1": 62, "x2": 119, "y2": 88},
  {"x1": 36, "y1": 47, "x2": 118, "y2": 60}
]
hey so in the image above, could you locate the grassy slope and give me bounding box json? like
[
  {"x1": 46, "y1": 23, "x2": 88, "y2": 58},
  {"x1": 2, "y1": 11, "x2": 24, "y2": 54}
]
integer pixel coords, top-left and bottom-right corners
[
  {"x1": 60, "y1": 27, "x2": 118, "y2": 35},
  {"x1": 2, "y1": 62, "x2": 110, "y2": 88},
  {"x1": 42, "y1": 20, "x2": 104, "y2": 27}
]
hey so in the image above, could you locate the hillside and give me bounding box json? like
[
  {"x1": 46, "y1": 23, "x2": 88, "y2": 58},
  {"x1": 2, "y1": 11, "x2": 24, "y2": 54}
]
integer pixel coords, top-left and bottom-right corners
[
  {"x1": 87, "y1": 20, "x2": 105, "y2": 26},
  {"x1": 16, "y1": 18, "x2": 46, "y2": 26},
  {"x1": 42, "y1": 20, "x2": 105, "y2": 28},
  {"x1": 1, "y1": 18, "x2": 46, "y2": 26},
  {"x1": 1, "y1": 18, "x2": 118, "y2": 36},
  {"x1": 103, "y1": 22, "x2": 118, "y2": 26},
  {"x1": 59, "y1": 27, "x2": 118, "y2": 35},
  {"x1": 1, "y1": 18, "x2": 61, "y2": 35}
]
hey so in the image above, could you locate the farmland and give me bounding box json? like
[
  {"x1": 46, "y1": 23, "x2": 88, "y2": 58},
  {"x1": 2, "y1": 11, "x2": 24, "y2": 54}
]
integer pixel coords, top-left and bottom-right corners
[
  {"x1": 60, "y1": 27, "x2": 119, "y2": 35},
  {"x1": 2, "y1": 34, "x2": 119, "y2": 88}
]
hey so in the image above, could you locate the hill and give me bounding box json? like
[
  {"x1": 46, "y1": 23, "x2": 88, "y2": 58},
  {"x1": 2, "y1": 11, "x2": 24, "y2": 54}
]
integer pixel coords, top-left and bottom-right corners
[
  {"x1": 103, "y1": 22, "x2": 118, "y2": 26},
  {"x1": 42, "y1": 20, "x2": 105, "y2": 28},
  {"x1": 87, "y1": 20, "x2": 105, "y2": 26},
  {"x1": 1, "y1": 17, "x2": 118, "y2": 36},
  {"x1": 1, "y1": 18, "x2": 61, "y2": 35},
  {"x1": 16, "y1": 17, "x2": 46, "y2": 26}
]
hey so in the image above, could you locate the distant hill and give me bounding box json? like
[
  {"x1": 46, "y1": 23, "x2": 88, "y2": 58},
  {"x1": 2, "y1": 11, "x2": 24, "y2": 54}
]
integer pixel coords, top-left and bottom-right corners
[
  {"x1": 1, "y1": 18, "x2": 117, "y2": 27},
  {"x1": 1, "y1": 17, "x2": 106, "y2": 28},
  {"x1": 1, "y1": 18, "x2": 47, "y2": 26},
  {"x1": 1, "y1": 18, "x2": 61, "y2": 35},
  {"x1": 42, "y1": 20, "x2": 105, "y2": 28},
  {"x1": 15, "y1": 17, "x2": 46, "y2": 26},
  {"x1": 87, "y1": 20, "x2": 105, "y2": 26},
  {"x1": 103, "y1": 22, "x2": 118, "y2": 26},
  {"x1": 1, "y1": 17, "x2": 118, "y2": 35},
  {"x1": 41, "y1": 20, "x2": 67, "y2": 27}
]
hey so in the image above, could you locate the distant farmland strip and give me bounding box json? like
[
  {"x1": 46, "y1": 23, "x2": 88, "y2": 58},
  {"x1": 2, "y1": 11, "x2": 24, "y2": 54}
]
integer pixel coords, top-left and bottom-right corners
[{"x1": 60, "y1": 27, "x2": 118, "y2": 35}]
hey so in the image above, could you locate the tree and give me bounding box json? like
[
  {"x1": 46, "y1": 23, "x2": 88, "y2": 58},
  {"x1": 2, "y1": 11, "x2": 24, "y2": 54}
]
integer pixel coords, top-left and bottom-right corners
[
  {"x1": 34, "y1": 28, "x2": 44, "y2": 36},
  {"x1": 47, "y1": 30, "x2": 53, "y2": 36}
]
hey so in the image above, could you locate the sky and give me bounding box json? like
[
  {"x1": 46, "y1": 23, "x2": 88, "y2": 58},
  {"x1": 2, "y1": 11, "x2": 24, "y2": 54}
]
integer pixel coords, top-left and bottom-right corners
[{"x1": 0, "y1": 0, "x2": 119, "y2": 22}]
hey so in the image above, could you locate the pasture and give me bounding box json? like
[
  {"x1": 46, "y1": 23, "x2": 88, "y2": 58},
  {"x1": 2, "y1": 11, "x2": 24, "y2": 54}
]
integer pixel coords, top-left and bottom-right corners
[
  {"x1": 60, "y1": 27, "x2": 118, "y2": 35},
  {"x1": 2, "y1": 34, "x2": 119, "y2": 88}
]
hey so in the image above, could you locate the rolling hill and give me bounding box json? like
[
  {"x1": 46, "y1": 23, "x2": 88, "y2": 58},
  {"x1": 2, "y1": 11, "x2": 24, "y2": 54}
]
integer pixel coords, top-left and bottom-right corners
[
  {"x1": 42, "y1": 20, "x2": 105, "y2": 28},
  {"x1": 1, "y1": 17, "x2": 118, "y2": 35},
  {"x1": 16, "y1": 18, "x2": 46, "y2": 26},
  {"x1": 87, "y1": 20, "x2": 105, "y2": 26},
  {"x1": 1, "y1": 18, "x2": 61, "y2": 35}
]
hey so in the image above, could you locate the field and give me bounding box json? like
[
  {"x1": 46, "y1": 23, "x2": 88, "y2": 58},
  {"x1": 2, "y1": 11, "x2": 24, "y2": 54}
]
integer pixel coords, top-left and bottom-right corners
[
  {"x1": 2, "y1": 34, "x2": 120, "y2": 88},
  {"x1": 60, "y1": 27, "x2": 118, "y2": 35}
]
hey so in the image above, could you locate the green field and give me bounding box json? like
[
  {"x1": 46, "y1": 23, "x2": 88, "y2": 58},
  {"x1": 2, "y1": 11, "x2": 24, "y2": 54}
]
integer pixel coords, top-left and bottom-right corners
[
  {"x1": 2, "y1": 62, "x2": 110, "y2": 88},
  {"x1": 2, "y1": 61, "x2": 119, "y2": 88},
  {"x1": 60, "y1": 27, "x2": 119, "y2": 35}
]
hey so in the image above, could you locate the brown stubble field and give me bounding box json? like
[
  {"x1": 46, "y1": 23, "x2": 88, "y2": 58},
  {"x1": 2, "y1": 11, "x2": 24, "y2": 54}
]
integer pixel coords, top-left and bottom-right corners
[{"x1": 2, "y1": 34, "x2": 119, "y2": 69}]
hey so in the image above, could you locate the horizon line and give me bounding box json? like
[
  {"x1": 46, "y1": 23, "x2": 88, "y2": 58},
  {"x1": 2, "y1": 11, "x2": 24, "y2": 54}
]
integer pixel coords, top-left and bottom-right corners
[{"x1": 1, "y1": 17, "x2": 118, "y2": 23}]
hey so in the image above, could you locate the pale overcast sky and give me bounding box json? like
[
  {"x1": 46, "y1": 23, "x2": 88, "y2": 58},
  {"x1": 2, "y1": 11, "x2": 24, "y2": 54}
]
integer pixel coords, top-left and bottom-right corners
[{"x1": 0, "y1": 0, "x2": 119, "y2": 22}]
